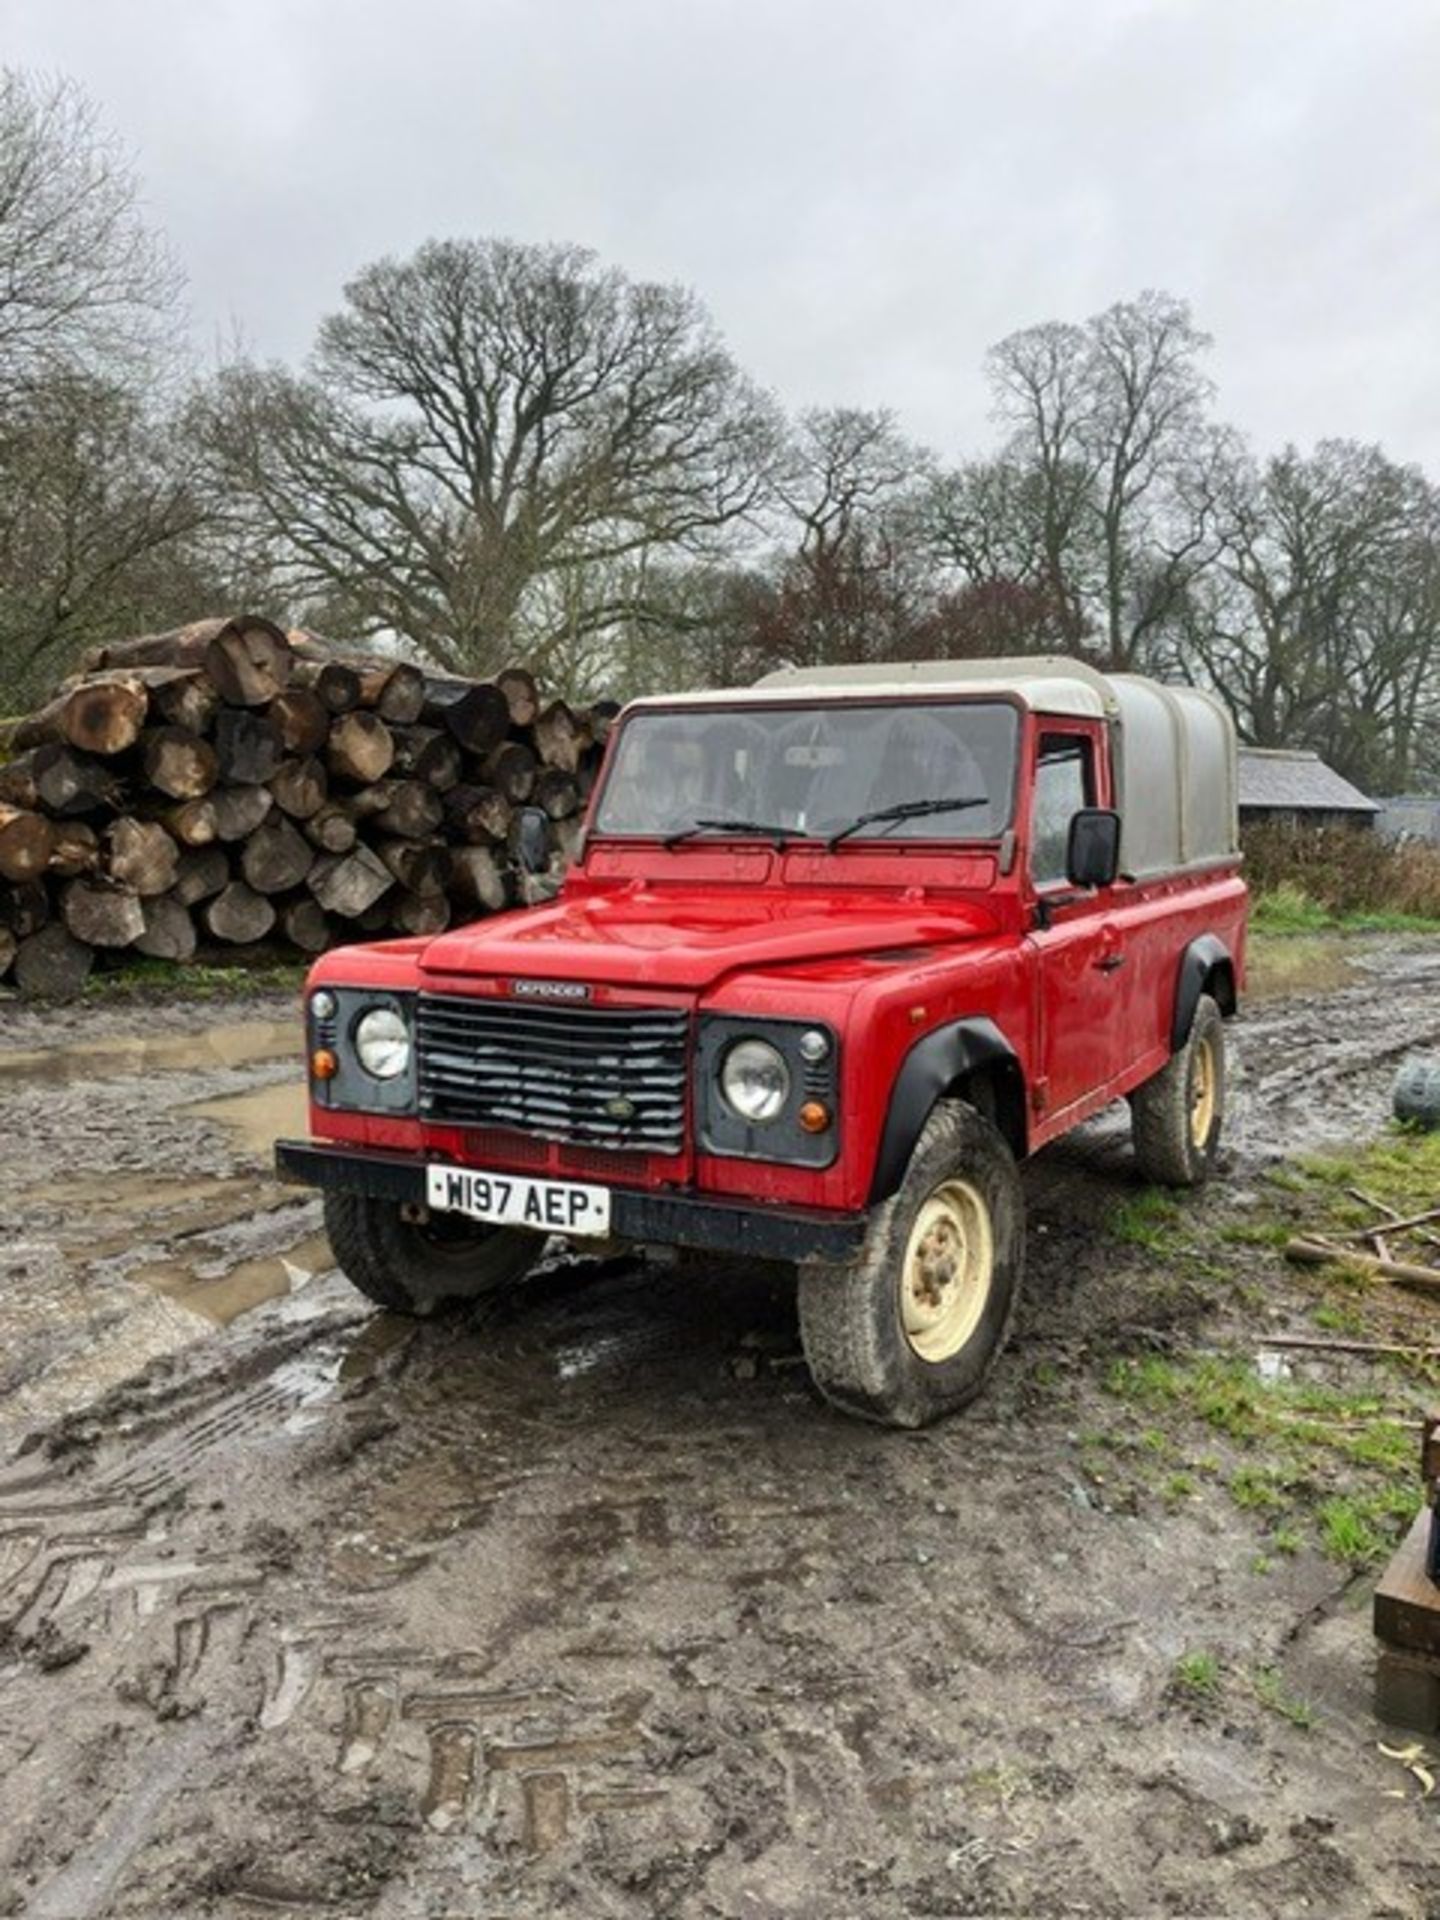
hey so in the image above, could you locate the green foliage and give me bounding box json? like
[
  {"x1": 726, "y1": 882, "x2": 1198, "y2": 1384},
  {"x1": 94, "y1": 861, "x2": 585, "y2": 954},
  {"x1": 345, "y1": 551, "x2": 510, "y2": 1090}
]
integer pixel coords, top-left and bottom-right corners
[
  {"x1": 84, "y1": 959, "x2": 305, "y2": 1002},
  {"x1": 1172, "y1": 1650, "x2": 1221, "y2": 1698},
  {"x1": 1108, "y1": 1188, "x2": 1183, "y2": 1252},
  {"x1": 1244, "y1": 825, "x2": 1440, "y2": 929},
  {"x1": 1253, "y1": 1666, "x2": 1317, "y2": 1730}
]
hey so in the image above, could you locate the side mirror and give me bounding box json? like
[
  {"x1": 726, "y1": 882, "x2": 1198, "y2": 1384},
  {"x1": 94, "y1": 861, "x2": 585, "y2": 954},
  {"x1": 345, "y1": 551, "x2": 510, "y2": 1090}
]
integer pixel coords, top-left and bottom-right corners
[
  {"x1": 515, "y1": 806, "x2": 551, "y2": 876},
  {"x1": 1067, "y1": 808, "x2": 1120, "y2": 889}
]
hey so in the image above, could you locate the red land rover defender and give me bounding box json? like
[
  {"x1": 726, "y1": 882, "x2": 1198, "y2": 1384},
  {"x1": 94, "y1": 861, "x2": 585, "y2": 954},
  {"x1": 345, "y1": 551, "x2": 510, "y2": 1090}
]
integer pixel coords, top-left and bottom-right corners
[{"x1": 277, "y1": 656, "x2": 1246, "y2": 1427}]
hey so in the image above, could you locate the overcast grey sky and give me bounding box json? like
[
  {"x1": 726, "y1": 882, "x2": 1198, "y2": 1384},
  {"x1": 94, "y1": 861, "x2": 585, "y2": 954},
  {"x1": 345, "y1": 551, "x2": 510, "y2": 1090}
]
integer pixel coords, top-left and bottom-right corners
[{"x1": 10, "y1": 0, "x2": 1439, "y2": 469}]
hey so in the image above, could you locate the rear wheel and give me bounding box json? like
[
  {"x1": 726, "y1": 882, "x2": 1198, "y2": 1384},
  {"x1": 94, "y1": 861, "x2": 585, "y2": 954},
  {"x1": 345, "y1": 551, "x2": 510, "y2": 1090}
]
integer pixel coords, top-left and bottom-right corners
[
  {"x1": 1129, "y1": 992, "x2": 1226, "y2": 1187},
  {"x1": 797, "y1": 1101, "x2": 1024, "y2": 1428},
  {"x1": 323, "y1": 1191, "x2": 540, "y2": 1315}
]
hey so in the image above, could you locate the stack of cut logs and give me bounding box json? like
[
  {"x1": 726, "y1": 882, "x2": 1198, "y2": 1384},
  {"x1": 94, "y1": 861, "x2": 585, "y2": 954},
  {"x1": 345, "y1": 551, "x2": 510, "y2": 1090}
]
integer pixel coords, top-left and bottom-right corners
[{"x1": 0, "y1": 615, "x2": 617, "y2": 999}]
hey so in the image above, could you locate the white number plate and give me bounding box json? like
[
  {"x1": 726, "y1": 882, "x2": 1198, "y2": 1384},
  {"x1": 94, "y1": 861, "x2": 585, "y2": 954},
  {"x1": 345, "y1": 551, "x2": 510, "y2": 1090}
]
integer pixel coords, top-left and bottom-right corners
[{"x1": 425, "y1": 1164, "x2": 612, "y2": 1239}]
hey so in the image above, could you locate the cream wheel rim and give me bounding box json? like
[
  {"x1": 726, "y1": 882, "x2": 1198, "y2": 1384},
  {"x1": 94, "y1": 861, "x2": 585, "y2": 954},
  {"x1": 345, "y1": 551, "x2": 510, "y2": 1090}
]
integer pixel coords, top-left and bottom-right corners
[
  {"x1": 899, "y1": 1178, "x2": 994, "y2": 1363},
  {"x1": 1190, "y1": 1032, "x2": 1217, "y2": 1147}
]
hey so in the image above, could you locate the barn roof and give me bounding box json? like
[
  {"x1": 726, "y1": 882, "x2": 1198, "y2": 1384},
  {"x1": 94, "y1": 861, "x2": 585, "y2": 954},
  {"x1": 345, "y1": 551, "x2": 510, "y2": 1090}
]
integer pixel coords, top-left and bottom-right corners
[{"x1": 1238, "y1": 747, "x2": 1379, "y2": 814}]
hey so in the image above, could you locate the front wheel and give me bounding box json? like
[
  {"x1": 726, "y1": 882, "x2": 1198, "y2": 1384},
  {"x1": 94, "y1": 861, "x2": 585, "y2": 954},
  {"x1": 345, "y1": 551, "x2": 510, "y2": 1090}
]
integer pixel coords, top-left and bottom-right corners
[
  {"x1": 1129, "y1": 992, "x2": 1226, "y2": 1187},
  {"x1": 797, "y1": 1101, "x2": 1024, "y2": 1428},
  {"x1": 323, "y1": 1191, "x2": 540, "y2": 1315}
]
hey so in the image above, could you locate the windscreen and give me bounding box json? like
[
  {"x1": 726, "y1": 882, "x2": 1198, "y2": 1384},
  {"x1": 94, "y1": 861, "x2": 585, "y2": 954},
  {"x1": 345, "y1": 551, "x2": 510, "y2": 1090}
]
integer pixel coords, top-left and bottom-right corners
[{"x1": 594, "y1": 701, "x2": 1018, "y2": 841}]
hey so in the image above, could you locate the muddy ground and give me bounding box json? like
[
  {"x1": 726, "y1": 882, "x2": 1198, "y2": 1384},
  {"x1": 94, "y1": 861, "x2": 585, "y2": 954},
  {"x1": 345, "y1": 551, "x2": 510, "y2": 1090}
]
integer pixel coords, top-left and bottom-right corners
[{"x1": 2, "y1": 939, "x2": 1440, "y2": 1918}]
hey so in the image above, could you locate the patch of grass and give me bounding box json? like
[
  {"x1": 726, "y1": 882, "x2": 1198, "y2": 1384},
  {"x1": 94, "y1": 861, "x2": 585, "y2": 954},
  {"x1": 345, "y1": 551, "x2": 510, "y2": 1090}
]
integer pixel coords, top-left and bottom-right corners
[
  {"x1": 1230, "y1": 1465, "x2": 1288, "y2": 1512},
  {"x1": 84, "y1": 959, "x2": 306, "y2": 1002},
  {"x1": 1320, "y1": 1487, "x2": 1418, "y2": 1565},
  {"x1": 1313, "y1": 1301, "x2": 1366, "y2": 1336},
  {"x1": 1253, "y1": 1666, "x2": 1318, "y2": 1730},
  {"x1": 1218, "y1": 1220, "x2": 1293, "y2": 1250},
  {"x1": 1173, "y1": 1650, "x2": 1221, "y2": 1699},
  {"x1": 1250, "y1": 883, "x2": 1333, "y2": 936},
  {"x1": 1108, "y1": 1187, "x2": 1184, "y2": 1253},
  {"x1": 1162, "y1": 1472, "x2": 1196, "y2": 1506},
  {"x1": 1270, "y1": 1526, "x2": 1304, "y2": 1558}
]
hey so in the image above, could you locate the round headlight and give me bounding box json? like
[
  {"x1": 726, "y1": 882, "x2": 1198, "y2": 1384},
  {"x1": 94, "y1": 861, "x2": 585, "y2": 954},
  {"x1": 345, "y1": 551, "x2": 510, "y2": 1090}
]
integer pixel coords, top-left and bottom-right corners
[
  {"x1": 354, "y1": 1007, "x2": 411, "y2": 1080},
  {"x1": 720, "y1": 1038, "x2": 790, "y2": 1125},
  {"x1": 310, "y1": 988, "x2": 336, "y2": 1022}
]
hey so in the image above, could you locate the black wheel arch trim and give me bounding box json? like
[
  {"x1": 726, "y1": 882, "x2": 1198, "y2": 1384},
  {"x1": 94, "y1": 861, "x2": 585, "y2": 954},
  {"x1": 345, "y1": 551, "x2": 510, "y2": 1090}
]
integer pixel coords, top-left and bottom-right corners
[
  {"x1": 868, "y1": 1016, "x2": 1022, "y2": 1205},
  {"x1": 1172, "y1": 934, "x2": 1236, "y2": 1052}
]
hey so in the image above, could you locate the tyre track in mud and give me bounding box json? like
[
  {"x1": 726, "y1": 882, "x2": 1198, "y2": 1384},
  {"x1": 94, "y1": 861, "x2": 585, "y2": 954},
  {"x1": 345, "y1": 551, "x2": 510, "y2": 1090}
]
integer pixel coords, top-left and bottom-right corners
[{"x1": 2, "y1": 943, "x2": 1439, "y2": 1917}]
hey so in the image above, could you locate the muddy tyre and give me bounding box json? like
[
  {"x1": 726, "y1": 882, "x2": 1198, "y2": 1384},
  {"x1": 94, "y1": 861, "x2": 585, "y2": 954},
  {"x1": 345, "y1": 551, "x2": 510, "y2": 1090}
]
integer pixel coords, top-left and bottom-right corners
[
  {"x1": 323, "y1": 1191, "x2": 540, "y2": 1315},
  {"x1": 797, "y1": 1101, "x2": 1024, "y2": 1429},
  {"x1": 1130, "y1": 993, "x2": 1225, "y2": 1188}
]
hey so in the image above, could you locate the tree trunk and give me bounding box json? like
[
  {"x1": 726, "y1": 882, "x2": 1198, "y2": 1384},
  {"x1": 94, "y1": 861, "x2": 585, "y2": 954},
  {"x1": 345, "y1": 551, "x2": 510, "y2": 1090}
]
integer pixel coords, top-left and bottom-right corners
[
  {"x1": 533, "y1": 768, "x2": 582, "y2": 820},
  {"x1": 14, "y1": 923, "x2": 93, "y2": 999},
  {"x1": 215, "y1": 709, "x2": 284, "y2": 785},
  {"x1": 63, "y1": 878, "x2": 145, "y2": 948},
  {"x1": 171, "y1": 845, "x2": 230, "y2": 907},
  {"x1": 150, "y1": 797, "x2": 219, "y2": 846},
  {"x1": 372, "y1": 779, "x2": 443, "y2": 840},
  {"x1": 307, "y1": 844, "x2": 393, "y2": 917},
  {"x1": 302, "y1": 803, "x2": 357, "y2": 854},
  {"x1": 357, "y1": 662, "x2": 426, "y2": 725},
  {"x1": 532, "y1": 699, "x2": 584, "y2": 773},
  {"x1": 0, "y1": 925, "x2": 13, "y2": 980},
  {"x1": 281, "y1": 896, "x2": 331, "y2": 954},
  {"x1": 13, "y1": 675, "x2": 150, "y2": 756},
  {"x1": 443, "y1": 783, "x2": 512, "y2": 844},
  {"x1": 483, "y1": 741, "x2": 538, "y2": 803},
  {"x1": 48, "y1": 820, "x2": 100, "y2": 877},
  {"x1": 391, "y1": 890, "x2": 451, "y2": 936},
  {"x1": 390, "y1": 724, "x2": 462, "y2": 791},
  {"x1": 240, "y1": 816, "x2": 315, "y2": 894},
  {"x1": 0, "y1": 752, "x2": 40, "y2": 809},
  {"x1": 107, "y1": 817, "x2": 180, "y2": 896},
  {"x1": 1, "y1": 880, "x2": 51, "y2": 938},
  {"x1": 83, "y1": 615, "x2": 292, "y2": 706},
  {"x1": 294, "y1": 657, "x2": 362, "y2": 714},
  {"x1": 210, "y1": 785, "x2": 275, "y2": 841},
  {"x1": 142, "y1": 725, "x2": 219, "y2": 800},
  {"x1": 31, "y1": 744, "x2": 121, "y2": 816},
  {"x1": 0, "y1": 805, "x2": 56, "y2": 883},
  {"x1": 496, "y1": 667, "x2": 540, "y2": 729},
  {"x1": 268, "y1": 755, "x2": 328, "y2": 819},
  {"x1": 327, "y1": 711, "x2": 394, "y2": 784},
  {"x1": 377, "y1": 838, "x2": 451, "y2": 897},
  {"x1": 205, "y1": 881, "x2": 277, "y2": 944},
  {"x1": 270, "y1": 686, "x2": 331, "y2": 755},
  {"x1": 448, "y1": 845, "x2": 508, "y2": 912},
  {"x1": 148, "y1": 666, "x2": 220, "y2": 736},
  {"x1": 424, "y1": 678, "x2": 510, "y2": 754},
  {"x1": 135, "y1": 893, "x2": 198, "y2": 962}
]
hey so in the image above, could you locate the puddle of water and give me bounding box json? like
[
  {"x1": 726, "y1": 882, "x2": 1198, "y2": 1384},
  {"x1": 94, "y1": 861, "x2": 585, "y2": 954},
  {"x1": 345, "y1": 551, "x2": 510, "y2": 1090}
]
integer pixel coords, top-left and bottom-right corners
[
  {"x1": 0, "y1": 1018, "x2": 300, "y2": 1087},
  {"x1": 1246, "y1": 934, "x2": 1360, "y2": 1001},
  {"x1": 131, "y1": 1230, "x2": 334, "y2": 1326},
  {"x1": 187, "y1": 1080, "x2": 308, "y2": 1158}
]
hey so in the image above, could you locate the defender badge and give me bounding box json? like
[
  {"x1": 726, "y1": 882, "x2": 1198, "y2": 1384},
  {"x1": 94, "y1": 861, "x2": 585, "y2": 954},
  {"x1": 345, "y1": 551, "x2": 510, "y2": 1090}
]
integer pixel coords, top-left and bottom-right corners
[{"x1": 510, "y1": 979, "x2": 591, "y2": 1001}]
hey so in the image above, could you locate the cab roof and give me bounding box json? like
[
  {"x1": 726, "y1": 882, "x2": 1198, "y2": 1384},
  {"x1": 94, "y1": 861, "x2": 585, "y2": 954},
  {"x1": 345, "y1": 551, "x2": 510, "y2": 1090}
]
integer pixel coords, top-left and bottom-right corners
[{"x1": 625, "y1": 655, "x2": 1116, "y2": 719}]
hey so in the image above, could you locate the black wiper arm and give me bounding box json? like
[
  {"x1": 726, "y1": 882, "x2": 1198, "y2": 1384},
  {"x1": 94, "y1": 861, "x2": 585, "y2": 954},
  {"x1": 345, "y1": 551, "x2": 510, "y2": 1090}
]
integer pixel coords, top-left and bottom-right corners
[
  {"x1": 661, "y1": 816, "x2": 793, "y2": 850},
  {"x1": 825, "y1": 794, "x2": 990, "y2": 851}
]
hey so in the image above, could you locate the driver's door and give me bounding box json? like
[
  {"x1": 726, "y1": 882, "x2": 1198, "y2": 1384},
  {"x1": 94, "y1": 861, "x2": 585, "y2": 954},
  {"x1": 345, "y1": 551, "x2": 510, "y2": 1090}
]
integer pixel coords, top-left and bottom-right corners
[{"x1": 1024, "y1": 726, "x2": 1125, "y2": 1125}]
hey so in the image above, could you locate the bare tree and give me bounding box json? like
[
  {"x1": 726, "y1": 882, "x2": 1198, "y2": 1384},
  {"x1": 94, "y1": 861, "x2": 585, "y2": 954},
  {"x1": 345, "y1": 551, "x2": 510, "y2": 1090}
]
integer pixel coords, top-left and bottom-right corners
[
  {"x1": 0, "y1": 371, "x2": 213, "y2": 707},
  {"x1": 195, "y1": 239, "x2": 782, "y2": 676},
  {"x1": 978, "y1": 292, "x2": 1221, "y2": 668},
  {"x1": 1181, "y1": 439, "x2": 1440, "y2": 786},
  {"x1": 0, "y1": 69, "x2": 179, "y2": 398}
]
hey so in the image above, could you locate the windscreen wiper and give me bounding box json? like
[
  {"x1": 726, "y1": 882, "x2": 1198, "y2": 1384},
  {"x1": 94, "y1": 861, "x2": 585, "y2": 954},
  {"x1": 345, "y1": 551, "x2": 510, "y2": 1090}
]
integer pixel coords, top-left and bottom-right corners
[
  {"x1": 825, "y1": 794, "x2": 990, "y2": 851},
  {"x1": 662, "y1": 816, "x2": 794, "y2": 850}
]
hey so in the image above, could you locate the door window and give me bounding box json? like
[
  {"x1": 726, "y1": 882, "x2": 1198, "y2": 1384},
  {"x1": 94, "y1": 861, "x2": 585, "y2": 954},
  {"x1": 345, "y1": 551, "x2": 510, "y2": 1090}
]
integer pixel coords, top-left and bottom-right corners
[{"x1": 1031, "y1": 733, "x2": 1094, "y2": 887}]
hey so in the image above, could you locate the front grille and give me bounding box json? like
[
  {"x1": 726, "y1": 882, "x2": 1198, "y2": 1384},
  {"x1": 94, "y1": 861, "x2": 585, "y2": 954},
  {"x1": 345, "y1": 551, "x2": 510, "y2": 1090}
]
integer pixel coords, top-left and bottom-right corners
[{"x1": 416, "y1": 994, "x2": 688, "y2": 1152}]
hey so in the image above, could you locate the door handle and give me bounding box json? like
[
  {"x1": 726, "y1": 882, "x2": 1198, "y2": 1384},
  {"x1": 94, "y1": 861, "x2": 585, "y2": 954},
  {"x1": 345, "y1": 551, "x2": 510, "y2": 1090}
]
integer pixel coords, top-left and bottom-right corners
[{"x1": 1095, "y1": 953, "x2": 1126, "y2": 974}]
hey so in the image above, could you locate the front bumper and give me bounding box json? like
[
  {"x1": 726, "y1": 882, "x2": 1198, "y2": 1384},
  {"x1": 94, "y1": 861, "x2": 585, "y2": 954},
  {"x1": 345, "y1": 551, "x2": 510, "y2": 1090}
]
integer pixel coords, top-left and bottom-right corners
[{"x1": 276, "y1": 1140, "x2": 868, "y2": 1264}]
